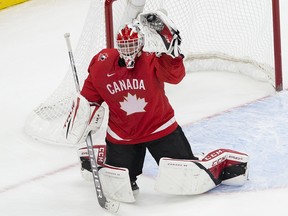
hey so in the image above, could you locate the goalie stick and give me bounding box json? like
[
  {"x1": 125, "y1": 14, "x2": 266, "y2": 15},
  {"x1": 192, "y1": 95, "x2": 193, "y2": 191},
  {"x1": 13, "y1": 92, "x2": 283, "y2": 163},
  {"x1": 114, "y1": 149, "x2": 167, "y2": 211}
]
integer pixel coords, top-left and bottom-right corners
[{"x1": 64, "y1": 33, "x2": 120, "y2": 213}]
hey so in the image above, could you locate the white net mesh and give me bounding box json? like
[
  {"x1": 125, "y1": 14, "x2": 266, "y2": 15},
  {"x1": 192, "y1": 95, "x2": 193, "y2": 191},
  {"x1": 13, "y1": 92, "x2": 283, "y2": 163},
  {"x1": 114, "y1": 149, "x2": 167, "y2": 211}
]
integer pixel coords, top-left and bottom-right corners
[
  {"x1": 24, "y1": 0, "x2": 276, "y2": 145},
  {"x1": 143, "y1": 0, "x2": 275, "y2": 84},
  {"x1": 24, "y1": 0, "x2": 107, "y2": 145}
]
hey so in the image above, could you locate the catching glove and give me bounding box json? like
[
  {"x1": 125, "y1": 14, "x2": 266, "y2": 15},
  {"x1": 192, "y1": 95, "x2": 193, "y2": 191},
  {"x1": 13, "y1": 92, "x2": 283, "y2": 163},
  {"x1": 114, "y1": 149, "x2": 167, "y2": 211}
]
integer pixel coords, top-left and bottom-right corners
[{"x1": 139, "y1": 10, "x2": 182, "y2": 58}]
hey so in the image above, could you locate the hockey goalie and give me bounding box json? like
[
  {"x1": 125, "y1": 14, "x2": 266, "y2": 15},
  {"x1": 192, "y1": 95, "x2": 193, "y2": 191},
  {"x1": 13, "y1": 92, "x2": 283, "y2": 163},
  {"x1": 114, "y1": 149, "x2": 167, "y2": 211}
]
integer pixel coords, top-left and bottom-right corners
[{"x1": 63, "y1": 9, "x2": 249, "y2": 203}]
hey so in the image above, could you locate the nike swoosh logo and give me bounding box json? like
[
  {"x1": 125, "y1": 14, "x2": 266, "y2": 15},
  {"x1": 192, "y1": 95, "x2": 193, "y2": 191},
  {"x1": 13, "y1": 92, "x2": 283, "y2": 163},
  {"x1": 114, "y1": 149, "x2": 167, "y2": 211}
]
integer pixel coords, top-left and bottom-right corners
[{"x1": 107, "y1": 73, "x2": 116, "y2": 77}]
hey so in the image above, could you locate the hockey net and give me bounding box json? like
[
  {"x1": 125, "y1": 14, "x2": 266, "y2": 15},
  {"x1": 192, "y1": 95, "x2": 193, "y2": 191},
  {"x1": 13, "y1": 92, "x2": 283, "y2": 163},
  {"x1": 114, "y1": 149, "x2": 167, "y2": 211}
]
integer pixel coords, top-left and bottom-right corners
[{"x1": 24, "y1": 0, "x2": 282, "y2": 145}]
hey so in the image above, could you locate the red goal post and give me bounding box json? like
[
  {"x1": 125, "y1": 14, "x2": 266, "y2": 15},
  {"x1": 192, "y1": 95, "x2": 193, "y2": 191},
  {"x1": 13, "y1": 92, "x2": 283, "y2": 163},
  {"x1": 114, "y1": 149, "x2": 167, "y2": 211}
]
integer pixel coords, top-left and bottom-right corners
[
  {"x1": 24, "y1": 0, "x2": 283, "y2": 145},
  {"x1": 272, "y1": 0, "x2": 283, "y2": 91}
]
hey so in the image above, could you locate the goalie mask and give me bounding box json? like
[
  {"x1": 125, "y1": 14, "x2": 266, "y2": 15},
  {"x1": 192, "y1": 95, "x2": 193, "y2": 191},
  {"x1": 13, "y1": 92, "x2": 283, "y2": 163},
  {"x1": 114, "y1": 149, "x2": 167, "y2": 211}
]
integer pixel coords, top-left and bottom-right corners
[{"x1": 116, "y1": 24, "x2": 144, "y2": 69}]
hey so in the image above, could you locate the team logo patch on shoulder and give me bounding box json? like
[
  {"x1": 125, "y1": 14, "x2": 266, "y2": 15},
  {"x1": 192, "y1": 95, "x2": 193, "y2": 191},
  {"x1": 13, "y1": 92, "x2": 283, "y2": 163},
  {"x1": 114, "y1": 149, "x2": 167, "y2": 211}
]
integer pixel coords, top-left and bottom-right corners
[{"x1": 98, "y1": 53, "x2": 108, "y2": 61}]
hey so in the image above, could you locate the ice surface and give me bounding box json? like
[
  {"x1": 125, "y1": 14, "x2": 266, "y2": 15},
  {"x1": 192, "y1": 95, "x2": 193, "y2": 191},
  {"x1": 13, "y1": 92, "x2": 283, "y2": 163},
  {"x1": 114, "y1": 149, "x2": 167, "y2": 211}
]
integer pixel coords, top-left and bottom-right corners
[{"x1": 1, "y1": 0, "x2": 288, "y2": 215}]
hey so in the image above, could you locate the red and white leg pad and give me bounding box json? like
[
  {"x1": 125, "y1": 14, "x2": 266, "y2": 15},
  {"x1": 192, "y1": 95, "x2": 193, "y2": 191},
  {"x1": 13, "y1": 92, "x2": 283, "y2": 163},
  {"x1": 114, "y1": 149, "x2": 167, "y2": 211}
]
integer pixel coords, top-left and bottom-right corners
[
  {"x1": 155, "y1": 149, "x2": 249, "y2": 195},
  {"x1": 78, "y1": 145, "x2": 135, "y2": 202},
  {"x1": 99, "y1": 165, "x2": 136, "y2": 203},
  {"x1": 78, "y1": 144, "x2": 106, "y2": 181},
  {"x1": 221, "y1": 150, "x2": 249, "y2": 186},
  {"x1": 155, "y1": 158, "x2": 216, "y2": 195}
]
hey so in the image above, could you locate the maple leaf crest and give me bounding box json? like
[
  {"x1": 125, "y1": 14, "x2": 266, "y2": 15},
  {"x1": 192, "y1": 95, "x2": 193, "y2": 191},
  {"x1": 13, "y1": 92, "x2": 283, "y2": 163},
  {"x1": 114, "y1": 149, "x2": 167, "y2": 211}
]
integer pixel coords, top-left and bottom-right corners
[{"x1": 120, "y1": 93, "x2": 147, "y2": 115}]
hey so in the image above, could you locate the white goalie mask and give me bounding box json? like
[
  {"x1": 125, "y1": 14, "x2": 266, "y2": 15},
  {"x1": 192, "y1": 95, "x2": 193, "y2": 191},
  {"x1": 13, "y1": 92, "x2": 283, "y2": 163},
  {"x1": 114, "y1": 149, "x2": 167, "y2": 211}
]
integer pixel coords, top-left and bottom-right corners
[{"x1": 116, "y1": 24, "x2": 144, "y2": 69}]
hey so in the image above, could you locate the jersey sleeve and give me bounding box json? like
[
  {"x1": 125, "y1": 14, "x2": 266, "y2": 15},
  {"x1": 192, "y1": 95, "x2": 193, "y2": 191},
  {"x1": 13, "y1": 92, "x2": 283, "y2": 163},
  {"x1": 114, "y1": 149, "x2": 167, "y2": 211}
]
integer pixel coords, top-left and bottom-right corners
[
  {"x1": 80, "y1": 55, "x2": 104, "y2": 105},
  {"x1": 154, "y1": 53, "x2": 185, "y2": 84}
]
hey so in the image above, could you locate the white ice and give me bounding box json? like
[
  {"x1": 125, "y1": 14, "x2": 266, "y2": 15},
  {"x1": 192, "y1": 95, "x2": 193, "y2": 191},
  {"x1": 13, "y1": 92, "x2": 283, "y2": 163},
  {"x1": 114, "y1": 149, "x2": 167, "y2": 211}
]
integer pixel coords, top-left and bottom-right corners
[{"x1": 1, "y1": 0, "x2": 288, "y2": 215}]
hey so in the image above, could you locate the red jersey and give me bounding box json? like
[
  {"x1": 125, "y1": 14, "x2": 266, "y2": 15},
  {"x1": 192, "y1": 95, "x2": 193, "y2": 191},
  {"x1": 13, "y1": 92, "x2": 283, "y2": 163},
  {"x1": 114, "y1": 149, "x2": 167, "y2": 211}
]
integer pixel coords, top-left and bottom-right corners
[{"x1": 81, "y1": 49, "x2": 185, "y2": 144}]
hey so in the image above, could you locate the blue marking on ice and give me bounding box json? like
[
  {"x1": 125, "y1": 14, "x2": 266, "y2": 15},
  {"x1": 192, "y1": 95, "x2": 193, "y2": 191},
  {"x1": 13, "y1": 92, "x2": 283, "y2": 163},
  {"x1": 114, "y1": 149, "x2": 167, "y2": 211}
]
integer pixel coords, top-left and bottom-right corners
[{"x1": 143, "y1": 90, "x2": 288, "y2": 193}]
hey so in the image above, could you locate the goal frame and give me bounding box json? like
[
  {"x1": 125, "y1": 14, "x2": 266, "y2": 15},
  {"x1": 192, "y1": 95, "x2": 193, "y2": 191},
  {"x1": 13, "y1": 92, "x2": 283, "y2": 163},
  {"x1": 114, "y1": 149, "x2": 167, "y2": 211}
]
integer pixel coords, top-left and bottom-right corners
[{"x1": 105, "y1": 0, "x2": 283, "y2": 91}]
